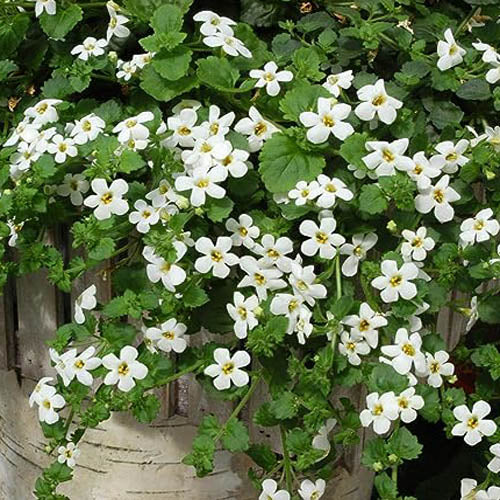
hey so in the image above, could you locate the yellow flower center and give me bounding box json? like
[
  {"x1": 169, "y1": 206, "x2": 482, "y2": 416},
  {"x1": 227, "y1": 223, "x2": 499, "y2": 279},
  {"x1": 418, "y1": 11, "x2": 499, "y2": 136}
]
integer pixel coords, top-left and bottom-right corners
[
  {"x1": 254, "y1": 122, "x2": 267, "y2": 136},
  {"x1": 372, "y1": 94, "x2": 386, "y2": 107},
  {"x1": 162, "y1": 331, "x2": 174, "y2": 340},
  {"x1": 402, "y1": 343, "x2": 415, "y2": 356},
  {"x1": 74, "y1": 360, "x2": 85, "y2": 369},
  {"x1": 445, "y1": 152, "x2": 458, "y2": 162},
  {"x1": 449, "y1": 44, "x2": 458, "y2": 55},
  {"x1": 296, "y1": 280, "x2": 308, "y2": 291},
  {"x1": 373, "y1": 403, "x2": 384, "y2": 416},
  {"x1": 58, "y1": 143, "x2": 67, "y2": 152},
  {"x1": 200, "y1": 142, "x2": 212, "y2": 153},
  {"x1": 288, "y1": 299, "x2": 299, "y2": 312},
  {"x1": 467, "y1": 416, "x2": 479, "y2": 429},
  {"x1": 382, "y1": 149, "x2": 395, "y2": 163},
  {"x1": 65, "y1": 449, "x2": 73, "y2": 458},
  {"x1": 222, "y1": 155, "x2": 233, "y2": 166},
  {"x1": 237, "y1": 306, "x2": 247, "y2": 320},
  {"x1": 142, "y1": 210, "x2": 151, "y2": 218},
  {"x1": 346, "y1": 342, "x2": 356, "y2": 351},
  {"x1": 222, "y1": 362, "x2": 234, "y2": 375},
  {"x1": 473, "y1": 220, "x2": 485, "y2": 231},
  {"x1": 359, "y1": 319, "x2": 370, "y2": 332},
  {"x1": 325, "y1": 183, "x2": 336, "y2": 193},
  {"x1": 263, "y1": 72, "x2": 275, "y2": 82},
  {"x1": 118, "y1": 362, "x2": 129, "y2": 376},
  {"x1": 126, "y1": 119, "x2": 137, "y2": 128},
  {"x1": 161, "y1": 262, "x2": 171, "y2": 273},
  {"x1": 322, "y1": 114, "x2": 335, "y2": 127},
  {"x1": 42, "y1": 399, "x2": 51, "y2": 409},
  {"x1": 315, "y1": 231, "x2": 329, "y2": 244},
  {"x1": 328, "y1": 75, "x2": 338, "y2": 85},
  {"x1": 211, "y1": 250, "x2": 223, "y2": 262},
  {"x1": 429, "y1": 361, "x2": 440, "y2": 374},
  {"x1": 413, "y1": 164, "x2": 423, "y2": 175},
  {"x1": 398, "y1": 397, "x2": 409, "y2": 409},
  {"x1": 209, "y1": 122, "x2": 219, "y2": 135},
  {"x1": 82, "y1": 120, "x2": 92, "y2": 132},
  {"x1": 433, "y1": 189, "x2": 444, "y2": 203},
  {"x1": 301, "y1": 189, "x2": 309, "y2": 197},
  {"x1": 354, "y1": 245, "x2": 363, "y2": 256},
  {"x1": 411, "y1": 237, "x2": 423, "y2": 248},
  {"x1": 390, "y1": 274, "x2": 402, "y2": 287},
  {"x1": 239, "y1": 226, "x2": 248, "y2": 237},
  {"x1": 178, "y1": 125, "x2": 191, "y2": 136},
  {"x1": 254, "y1": 272, "x2": 266, "y2": 286},
  {"x1": 37, "y1": 103, "x2": 48, "y2": 114},
  {"x1": 267, "y1": 248, "x2": 280, "y2": 259},
  {"x1": 101, "y1": 192, "x2": 113, "y2": 204},
  {"x1": 196, "y1": 178, "x2": 209, "y2": 189}
]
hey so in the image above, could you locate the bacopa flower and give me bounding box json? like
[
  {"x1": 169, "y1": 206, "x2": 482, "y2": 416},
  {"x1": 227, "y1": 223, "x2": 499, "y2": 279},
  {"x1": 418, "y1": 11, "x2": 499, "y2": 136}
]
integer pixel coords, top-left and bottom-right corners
[
  {"x1": 322, "y1": 70, "x2": 353, "y2": 97},
  {"x1": 71, "y1": 37, "x2": 107, "y2": 61},
  {"x1": 289, "y1": 262, "x2": 327, "y2": 306},
  {"x1": 70, "y1": 113, "x2": 105, "y2": 145},
  {"x1": 174, "y1": 165, "x2": 227, "y2": 207},
  {"x1": 33, "y1": 0, "x2": 56, "y2": 17},
  {"x1": 29, "y1": 376, "x2": 53, "y2": 408},
  {"x1": 407, "y1": 151, "x2": 442, "y2": 189},
  {"x1": 128, "y1": 199, "x2": 159, "y2": 234},
  {"x1": 298, "y1": 479, "x2": 325, "y2": 500},
  {"x1": 25, "y1": 98, "x2": 62, "y2": 125},
  {"x1": 288, "y1": 180, "x2": 320, "y2": 206},
  {"x1": 74, "y1": 284, "x2": 97, "y2": 324},
  {"x1": 415, "y1": 175, "x2": 461, "y2": 223},
  {"x1": 339, "y1": 330, "x2": 370, "y2": 365},
  {"x1": 253, "y1": 234, "x2": 294, "y2": 272},
  {"x1": 107, "y1": 2, "x2": 130, "y2": 40},
  {"x1": 452, "y1": 400, "x2": 497, "y2": 446},
  {"x1": 299, "y1": 217, "x2": 345, "y2": 259},
  {"x1": 165, "y1": 108, "x2": 198, "y2": 148},
  {"x1": 225, "y1": 213, "x2": 260, "y2": 248},
  {"x1": 424, "y1": 351, "x2": 455, "y2": 388},
  {"x1": 460, "y1": 208, "x2": 500, "y2": 245},
  {"x1": 234, "y1": 106, "x2": 278, "y2": 152},
  {"x1": 460, "y1": 478, "x2": 500, "y2": 500},
  {"x1": 430, "y1": 139, "x2": 469, "y2": 174},
  {"x1": 102, "y1": 345, "x2": 148, "y2": 392},
  {"x1": 486, "y1": 61, "x2": 500, "y2": 85},
  {"x1": 371, "y1": 260, "x2": 419, "y2": 303},
  {"x1": 355, "y1": 79, "x2": 402, "y2": 125},
  {"x1": 342, "y1": 302, "x2": 387, "y2": 349},
  {"x1": 47, "y1": 135, "x2": 78, "y2": 164},
  {"x1": 204, "y1": 348, "x2": 251, "y2": 390},
  {"x1": 396, "y1": 387, "x2": 425, "y2": 423},
  {"x1": 193, "y1": 10, "x2": 236, "y2": 36},
  {"x1": 57, "y1": 173, "x2": 89, "y2": 206},
  {"x1": 258, "y1": 479, "x2": 290, "y2": 500},
  {"x1": 57, "y1": 442, "x2": 80, "y2": 468},
  {"x1": 196, "y1": 104, "x2": 235, "y2": 138},
  {"x1": 340, "y1": 233, "x2": 378, "y2": 277},
  {"x1": 213, "y1": 143, "x2": 249, "y2": 178},
  {"x1": 300, "y1": 97, "x2": 354, "y2": 143},
  {"x1": 195, "y1": 236, "x2": 239, "y2": 278},
  {"x1": 363, "y1": 138, "x2": 413, "y2": 177},
  {"x1": 84, "y1": 178, "x2": 129, "y2": 220},
  {"x1": 145, "y1": 319, "x2": 187, "y2": 354},
  {"x1": 472, "y1": 40, "x2": 500, "y2": 64},
  {"x1": 381, "y1": 328, "x2": 426, "y2": 375},
  {"x1": 401, "y1": 227, "x2": 435, "y2": 261},
  {"x1": 37, "y1": 386, "x2": 66, "y2": 424},
  {"x1": 437, "y1": 28, "x2": 466, "y2": 71},
  {"x1": 227, "y1": 292, "x2": 259, "y2": 339},
  {"x1": 249, "y1": 61, "x2": 293, "y2": 96},
  {"x1": 71, "y1": 346, "x2": 102, "y2": 386},
  {"x1": 202, "y1": 32, "x2": 252, "y2": 58},
  {"x1": 238, "y1": 255, "x2": 286, "y2": 300},
  {"x1": 312, "y1": 418, "x2": 336, "y2": 457},
  {"x1": 315, "y1": 174, "x2": 354, "y2": 208},
  {"x1": 143, "y1": 242, "x2": 187, "y2": 291},
  {"x1": 113, "y1": 112, "x2": 154, "y2": 144},
  {"x1": 488, "y1": 443, "x2": 500, "y2": 473},
  {"x1": 360, "y1": 391, "x2": 399, "y2": 434}
]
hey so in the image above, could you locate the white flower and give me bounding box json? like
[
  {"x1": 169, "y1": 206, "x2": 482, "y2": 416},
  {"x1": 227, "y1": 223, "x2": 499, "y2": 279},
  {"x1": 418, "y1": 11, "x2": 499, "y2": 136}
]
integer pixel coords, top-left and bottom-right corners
[
  {"x1": 485, "y1": 126, "x2": 500, "y2": 151},
  {"x1": 407, "y1": 151, "x2": 442, "y2": 189},
  {"x1": 339, "y1": 330, "x2": 370, "y2": 365},
  {"x1": 29, "y1": 376, "x2": 54, "y2": 408},
  {"x1": 486, "y1": 61, "x2": 500, "y2": 84},
  {"x1": 363, "y1": 138, "x2": 413, "y2": 176},
  {"x1": 4, "y1": 120, "x2": 40, "y2": 147},
  {"x1": 146, "y1": 180, "x2": 178, "y2": 208},
  {"x1": 288, "y1": 180, "x2": 320, "y2": 206},
  {"x1": 10, "y1": 142, "x2": 41, "y2": 173},
  {"x1": 25, "y1": 99, "x2": 62, "y2": 125},
  {"x1": 295, "y1": 306, "x2": 313, "y2": 344},
  {"x1": 415, "y1": 175, "x2": 461, "y2": 223},
  {"x1": 360, "y1": 391, "x2": 399, "y2": 434},
  {"x1": 298, "y1": 479, "x2": 325, "y2": 500},
  {"x1": 181, "y1": 135, "x2": 225, "y2": 170},
  {"x1": 355, "y1": 79, "x2": 402, "y2": 125},
  {"x1": 74, "y1": 284, "x2": 97, "y2": 324},
  {"x1": 193, "y1": 10, "x2": 236, "y2": 36},
  {"x1": 424, "y1": 351, "x2": 454, "y2": 388},
  {"x1": 128, "y1": 199, "x2": 159, "y2": 234},
  {"x1": 270, "y1": 293, "x2": 305, "y2": 332},
  {"x1": 103, "y1": 345, "x2": 148, "y2": 392},
  {"x1": 116, "y1": 60, "x2": 138, "y2": 81},
  {"x1": 56, "y1": 174, "x2": 89, "y2": 206},
  {"x1": 50, "y1": 348, "x2": 77, "y2": 386},
  {"x1": 472, "y1": 40, "x2": 500, "y2": 64},
  {"x1": 46, "y1": 135, "x2": 77, "y2": 164},
  {"x1": 340, "y1": 233, "x2": 378, "y2": 277},
  {"x1": 342, "y1": 302, "x2": 387, "y2": 349},
  {"x1": 174, "y1": 165, "x2": 226, "y2": 207},
  {"x1": 322, "y1": 70, "x2": 353, "y2": 97},
  {"x1": 300, "y1": 97, "x2": 353, "y2": 143},
  {"x1": 488, "y1": 443, "x2": 500, "y2": 473},
  {"x1": 371, "y1": 260, "x2": 418, "y2": 303},
  {"x1": 37, "y1": 387, "x2": 66, "y2": 424},
  {"x1": 430, "y1": 139, "x2": 469, "y2": 174},
  {"x1": 401, "y1": 227, "x2": 435, "y2": 261},
  {"x1": 347, "y1": 162, "x2": 378, "y2": 180},
  {"x1": 460, "y1": 208, "x2": 500, "y2": 245},
  {"x1": 70, "y1": 113, "x2": 105, "y2": 145},
  {"x1": 289, "y1": 261, "x2": 327, "y2": 306},
  {"x1": 461, "y1": 478, "x2": 500, "y2": 500},
  {"x1": 195, "y1": 236, "x2": 239, "y2": 279},
  {"x1": 299, "y1": 218, "x2": 345, "y2": 259},
  {"x1": 166, "y1": 108, "x2": 198, "y2": 148},
  {"x1": 71, "y1": 346, "x2": 101, "y2": 386},
  {"x1": 204, "y1": 348, "x2": 251, "y2": 390},
  {"x1": 71, "y1": 37, "x2": 107, "y2": 61},
  {"x1": 145, "y1": 319, "x2": 187, "y2": 354},
  {"x1": 253, "y1": 234, "x2": 294, "y2": 272},
  {"x1": 258, "y1": 479, "x2": 290, "y2": 500},
  {"x1": 213, "y1": 144, "x2": 249, "y2": 178},
  {"x1": 57, "y1": 442, "x2": 80, "y2": 469},
  {"x1": 203, "y1": 32, "x2": 252, "y2": 58},
  {"x1": 312, "y1": 418, "x2": 336, "y2": 456},
  {"x1": 33, "y1": 0, "x2": 56, "y2": 17},
  {"x1": 107, "y1": 2, "x2": 130, "y2": 40},
  {"x1": 226, "y1": 214, "x2": 260, "y2": 248},
  {"x1": 396, "y1": 387, "x2": 424, "y2": 423},
  {"x1": 131, "y1": 52, "x2": 154, "y2": 69},
  {"x1": 196, "y1": 104, "x2": 235, "y2": 138},
  {"x1": 84, "y1": 178, "x2": 129, "y2": 220},
  {"x1": 437, "y1": 29, "x2": 466, "y2": 71},
  {"x1": 143, "y1": 242, "x2": 187, "y2": 291},
  {"x1": 381, "y1": 328, "x2": 426, "y2": 375},
  {"x1": 235, "y1": 106, "x2": 278, "y2": 152},
  {"x1": 452, "y1": 400, "x2": 497, "y2": 446},
  {"x1": 113, "y1": 112, "x2": 154, "y2": 144},
  {"x1": 238, "y1": 256, "x2": 286, "y2": 300},
  {"x1": 315, "y1": 174, "x2": 354, "y2": 208},
  {"x1": 249, "y1": 61, "x2": 293, "y2": 97},
  {"x1": 227, "y1": 292, "x2": 259, "y2": 339}
]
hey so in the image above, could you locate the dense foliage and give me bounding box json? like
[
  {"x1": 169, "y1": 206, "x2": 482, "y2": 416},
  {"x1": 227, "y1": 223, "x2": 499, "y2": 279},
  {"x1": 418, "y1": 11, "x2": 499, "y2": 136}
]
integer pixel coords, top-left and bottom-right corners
[{"x1": 0, "y1": 0, "x2": 499, "y2": 498}]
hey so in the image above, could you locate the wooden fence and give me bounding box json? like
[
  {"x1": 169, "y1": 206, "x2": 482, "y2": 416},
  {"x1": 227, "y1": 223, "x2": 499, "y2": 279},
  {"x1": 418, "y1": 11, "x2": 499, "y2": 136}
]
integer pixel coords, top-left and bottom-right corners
[{"x1": 0, "y1": 231, "x2": 468, "y2": 500}]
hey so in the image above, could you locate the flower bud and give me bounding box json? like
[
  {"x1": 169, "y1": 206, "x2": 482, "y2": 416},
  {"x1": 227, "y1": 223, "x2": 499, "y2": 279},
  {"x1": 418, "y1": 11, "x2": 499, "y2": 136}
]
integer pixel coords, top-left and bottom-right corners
[
  {"x1": 373, "y1": 461, "x2": 384, "y2": 472},
  {"x1": 386, "y1": 220, "x2": 397, "y2": 233},
  {"x1": 194, "y1": 207, "x2": 204, "y2": 216},
  {"x1": 176, "y1": 195, "x2": 190, "y2": 210},
  {"x1": 388, "y1": 453, "x2": 398, "y2": 464}
]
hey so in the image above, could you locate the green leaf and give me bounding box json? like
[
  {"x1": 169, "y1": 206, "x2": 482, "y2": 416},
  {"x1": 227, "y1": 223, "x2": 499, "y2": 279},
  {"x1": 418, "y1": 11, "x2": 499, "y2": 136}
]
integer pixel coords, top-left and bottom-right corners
[
  {"x1": 429, "y1": 101, "x2": 464, "y2": 130},
  {"x1": 471, "y1": 344, "x2": 500, "y2": 380},
  {"x1": 152, "y1": 47, "x2": 192, "y2": 81},
  {"x1": 182, "y1": 282, "x2": 209, "y2": 308},
  {"x1": 132, "y1": 394, "x2": 161, "y2": 423},
  {"x1": 42, "y1": 75, "x2": 74, "y2": 99},
  {"x1": 268, "y1": 391, "x2": 299, "y2": 420},
  {"x1": 0, "y1": 14, "x2": 30, "y2": 57},
  {"x1": 368, "y1": 365, "x2": 408, "y2": 394},
  {"x1": 40, "y1": 5, "x2": 83, "y2": 41},
  {"x1": 205, "y1": 197, "x2": 234, "y2": 222},
  {"x1": 101, "y1": 322, "x2": 137, "y2": 348},
  {"x1": 362, "y1": 437, "x2": 387, "y2": 470},
  {"x1": 416, "y1": 385, "x2": 441, "y2": 423},
  {"x1": 222, "y1": 419, "x2": 250, "y2": 452},
  {"x1": 358, "y1": 184, "x2": 388, "y2": 214},
  {"x1": 387, "y1": 428, "x2": 422, "y2": 461},
  {"x1": 151, "y1": 4, "x2": 184, "y2": 34},
  {"x1": 259, "y1": 133, "x2": 325, "y2": 193},
  {"x1": 246, "y1": 444, "x2": 277, "y2": 471},
  {"x1": 279, "y1": 83, "x2": 330, "y2": 122},
  {"x1": 456, "y1": 79, "x2": 491, "y2": 101},
  {"x1": 140, "y1": 65, "x2": 198, "y2": 102},
  {"x1": 292, "y1": 47, "x2": 324, "y2": 81},
  {"x1": 339, "y1": 133, "x2": 369, "y2": 170},
  {"x1": 196, "y1": 56, "x2": 240, "y2": 92},
  {"x1": 375, "y1": 472, "x2": 398, "y2": 499},
  {"x1": 118, "y1": 150, "x2": 146, "y2": 173},
  {"x1": 0, "y1": 59, "x2": 17, "y2": 82},
  {"x1": 478, "y1": 295, "x2": 500, "y2": 324},
  {"x1": 88, "y1": 237, "x2": 115, "y2": 260}
]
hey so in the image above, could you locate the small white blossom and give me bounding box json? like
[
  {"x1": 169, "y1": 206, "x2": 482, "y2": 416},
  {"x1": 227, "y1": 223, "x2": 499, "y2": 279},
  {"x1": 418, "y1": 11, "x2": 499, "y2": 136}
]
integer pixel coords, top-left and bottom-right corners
[
  {"x1": 396, "y1": 387, "x2": 425, "y2": 423},
  {"x1": 166, "y1": 108, "x2": 198, "y2": 148},
  {"x1": 145, "y1": 319, "x2": 187, "y2": 354},
  {"x1": 174, "y1": 165, "x2": 227, "y2": 207},
  {"x1": 401, "y1": 227, "x2": 435, "y2": 261},
  {"x1": 298, "y1": 479, "x2": 325, "y2": 500},
  {"x1": 238, "y1": 256, "x2": 286, "y2": 300},
  {"x1": 204, "y1": 348, "x2": 250, "y2": 390},
  {"x1": 289, "y1": 261, "x2": 327, "y2": 306},
  {"x1": 128, "y1": 199, "x2": 160, "y2": 234},
  {"x1": 312, "y1": 418, "x2": 336, "y2": 456},
  {"x1": 84, "y1": 178, "x2": 129, "y2": 220},
  {"x1": 29, "y1": 377, "x2": 53, "y2": 408},
  {"x1": 461, "y1": 478, "x2": 500, "y2": 500},
  {"x1": 339, "y1": 330, "x2": 370, "y2": 365},
  {"x1": 472, "y1": 40, "x2": 500, "y2": 64},
  {"x1": 486, "y1": 61, "x2": 500, "y2": 84},
  {"x1": 74, "y1": 284, "x2": 97, "y2": 324},
  {"x1": 213, "y1": 144, "x2": 249, "y2": 178},
  {"x1": 33, "y1": 0, "x2": 56, "y2": 17},
  {"x1": 46, "y1": 135, "x2": 77, "y2": 164},
  {"x1": 322, "y1": 70, "x2": 353, "y2": 97},
  {"x1": 203, "y1": 32, "x2": 252, "y2": 58},
  {"x1": 407, "y1": 151, "x2": 442, "y2": 189},
  {"x1": 249, "y1": 61, "x2": 293, "y2": 97},
  {"x1": 4, "y1": 120, "x2": 40, "y2": 147},
  {"x1": 270, "y1": 293, "x2": 305, "y2": 333},
  {"x1": 7, "y1": 220, "x2": 23, "y2": 247},
  {"x1": 71, "y1": 346, "x2": 102, "y2": 386},
  {"x1": 258, "y1": 479, "x2": 290, "y2": 500},
  {"x1": 253, "y1": 234, "x2": 294, "y2": 273},
  {"x1": 288, "y1": 180, "x2": 320, "y2": 206},
  {"x1": 10, "y1": 142, "x2": 41, "y2": 173},
  {"x1": 70, "y1": 113, "x2": 105, "y2": 145},
  {"x1": 355, "y1": 79, "x2": 402, "y2": 125},
  {"x1": 234, "y1": 106, "x2": 278, "y2": 152},
  {"x1": 37, "y1": 387, "x2": 66, "y2": 424},
  {"x1": 437, "y1": 29, "x2": 466, "y2": 71},
  {"x1": 430, "y1": 139, "x2": 469, "y2": 174},
  {"x1": 360, "y1": 391, "x2": 399, "y2": 434},
  {"x1": 116, "y1": 60, "x2": 137, "y2": 81},
  {"x1": 315, "y1": 174, "x2": 353, "y2": 208},
  {"x1": 485, "y1": 126, "x2": 500, "y2": 151},
  {"x1": 340, "y1": 233, "x2": 378, "y2": 277},
  {"x1": 195, "y1": 236, "x2": 239, "y2": 279},
  {"x1": 57, "y1": 442, "x2": 80, "y2": 469},
  {"x1": 488, "y1": 443, "x2": 500, "y2": 473},
  {"x1": 107, "y1": 2, "x2": 130, "y2": 40},
  {"x1": 225, "y1": 214, "x2": 260, "y2": 248},
  {"x1": 415, "y1": 175, "x2": 461, "y2": 223},
  {"x1": 342, "y1": 302, "x2": 387, "y2": 349},
  {"x1": 193, "y1": 10, "x2": 236, "y2": 36},
  {"x1": 71, "y1": 37, "x2": 107, "y2": 61},
  {"x1": 299, "y1": 217, "x2": 345, "y2": 259},
  {"x1": 146, "y1": 180, "x2": 178, "y2": 208},
  {"x1": 227, "y1": 292, "x2": 259, "y2": 339},
  {"x1": 103, "y1": 345, "x2": 148, "y2": 392},
  {"x1": 25, "y1": 99, "x2": 62, "y2": 125},
  {"x1": 460, "y1": 208, "x2": 500, "y2": 245},
  {"x1": 363, "y1": 138, "x2": 413, "y2": 176},
  {"x1": 424, "y1": 351, "x2": 455, "y2": 387},
  {"x1": 381, "y1": 328, "x2": 426, "y2": 375},
  {"x1": 181, "y1": 134, "x2": 225, "y2": 170},
  {"x1": 113, "y1": 112, "x2": 154, "y2": 144},
  {"x1": 371, "y1": 260, "x2": 419, "y2": 303},
  {"x1": 452, "y1": 400, "x2": 497, "y2": 446},
  {"x1": 195, "y1": 104, "x2": 235, "y2": 138},
  {"x1": 143, "y1": 242, "x2": 187, "y2": 291},
  {"x1": 131, "y1": 52, "x2": 153, "y2": 69}
]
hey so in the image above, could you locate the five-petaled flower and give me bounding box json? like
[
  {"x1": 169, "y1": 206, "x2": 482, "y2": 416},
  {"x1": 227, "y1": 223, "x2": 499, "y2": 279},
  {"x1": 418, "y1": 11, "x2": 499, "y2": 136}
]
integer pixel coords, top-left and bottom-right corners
[{"x1": 204, "y1": 348, "x2": 251, "y2": 390}]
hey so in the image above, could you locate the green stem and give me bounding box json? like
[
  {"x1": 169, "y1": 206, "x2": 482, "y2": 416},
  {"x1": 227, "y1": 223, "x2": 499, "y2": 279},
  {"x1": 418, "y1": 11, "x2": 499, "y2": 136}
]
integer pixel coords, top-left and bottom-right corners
[
  {"x1": 150, "y1": 360, "x2": 204, "y2": 389},
  {"x1": 335, "y1": 254, "x2": 342, "y2": 301},
  {"x1": 280, "y1": 425, "x2": 293, "y2": 493},
  {"x1": 456, "y1": 8, "x2": 477, "y2": 36}
]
